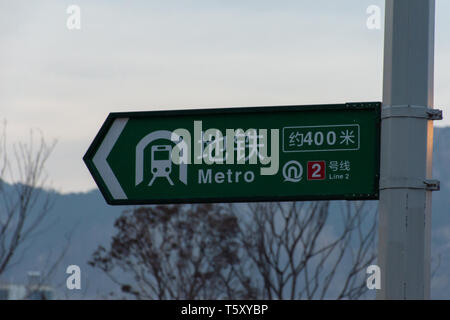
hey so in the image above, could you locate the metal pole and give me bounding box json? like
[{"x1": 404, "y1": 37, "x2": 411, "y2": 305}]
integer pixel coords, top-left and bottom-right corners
[{"x1": 378, "y1": 0, "x2": 440, "y2": 299}]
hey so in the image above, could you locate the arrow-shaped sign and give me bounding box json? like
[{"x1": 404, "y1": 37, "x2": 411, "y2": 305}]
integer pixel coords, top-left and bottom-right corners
[{"x1": 84, "y1": 103, "x2": 380, "y2": 205}]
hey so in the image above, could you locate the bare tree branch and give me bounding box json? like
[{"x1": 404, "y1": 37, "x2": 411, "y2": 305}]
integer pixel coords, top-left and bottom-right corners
[
  {"x1": 236, "y1": 201, "x2": 377, "y2": 300},
  {"x1": 0, "y1": 123, "x2": 58, "y2": 278}
]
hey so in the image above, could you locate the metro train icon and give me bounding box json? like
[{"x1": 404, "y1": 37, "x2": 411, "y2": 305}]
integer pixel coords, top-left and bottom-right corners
[
  {"x1": 135, "y1": 130, "x2": 188, "y2": 187},
  {"x1": 148, "y1": 145, "x2": 174, "y2": 186}
]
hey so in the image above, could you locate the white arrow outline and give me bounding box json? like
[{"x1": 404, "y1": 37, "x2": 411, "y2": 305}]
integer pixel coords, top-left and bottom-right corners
[{"x1": 93, "y1": 118, "x2": 129, "y2": 200}]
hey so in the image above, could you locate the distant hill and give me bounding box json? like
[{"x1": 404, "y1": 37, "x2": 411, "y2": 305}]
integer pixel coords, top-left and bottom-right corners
[
  {"x1": 0, "y1": 187, "x2": 125, "y2": 299},
  {"x1": 1, "y1": 126, "x2": 449, "y2": 299}
]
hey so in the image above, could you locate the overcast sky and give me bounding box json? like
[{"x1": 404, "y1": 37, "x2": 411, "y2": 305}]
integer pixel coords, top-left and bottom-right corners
[{"x1": 1, "y1": 0, "x2": 449, "y2": 193}]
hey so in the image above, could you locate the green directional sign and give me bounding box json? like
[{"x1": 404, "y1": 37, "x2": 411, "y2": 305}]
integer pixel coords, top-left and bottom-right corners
[{"x1": 84, "y1": 102, "x2": 381, "y2": 205}]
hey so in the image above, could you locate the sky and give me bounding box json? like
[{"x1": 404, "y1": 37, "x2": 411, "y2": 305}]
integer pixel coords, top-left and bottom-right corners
[{"x1": 1, "y1": 0, "x2": 449, "y2": 193}]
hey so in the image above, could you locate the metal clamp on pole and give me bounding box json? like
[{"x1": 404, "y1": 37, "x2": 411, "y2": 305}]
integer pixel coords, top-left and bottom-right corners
[
  {"x1": 381, "y1": 104, "x2": 443, "y2": 120},
  {"x1": 424, "y1": 179, "x2": 440, "y2": 191},
  {"x1": 380, "y1": 178, "x2": 440, "y2": 191}
]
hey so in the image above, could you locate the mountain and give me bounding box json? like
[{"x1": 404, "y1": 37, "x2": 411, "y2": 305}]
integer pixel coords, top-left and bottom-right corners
[
  {"x1": 0, "y1": 187, "x2": 125, "y2": 299},
  {"x1": 1, "y1": 126, "x2": 450, "y2": 299}
]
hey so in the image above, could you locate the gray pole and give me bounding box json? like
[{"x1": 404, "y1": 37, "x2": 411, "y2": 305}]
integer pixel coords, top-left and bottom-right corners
[{"x1": 378, "y1": 0, "x2": 441, "y2": 299}]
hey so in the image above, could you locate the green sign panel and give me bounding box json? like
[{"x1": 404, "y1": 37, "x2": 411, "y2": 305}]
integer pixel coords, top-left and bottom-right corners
[{"x1": 84, "y1": 102, "x2": 380, "y2": 205}]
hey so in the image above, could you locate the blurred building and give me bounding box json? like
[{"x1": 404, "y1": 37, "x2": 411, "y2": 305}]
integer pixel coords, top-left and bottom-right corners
[{"x1": 0, "y1": 271, "x2": 54, "y2": 300}]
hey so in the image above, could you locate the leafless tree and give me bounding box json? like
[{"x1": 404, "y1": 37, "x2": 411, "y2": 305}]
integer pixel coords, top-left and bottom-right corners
[
  {"x1": 0, "y1": 122, "x2": 58, "y2": 276},
  {"x1": 90, "y1": 204, "x2": 256, "y2": 299},
  {"x1": 234, "y1": 201, "x2": 377, "y2": 299},
  {"x1": 91, "y1": 200, "x2": 376, "y2": 300}
]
